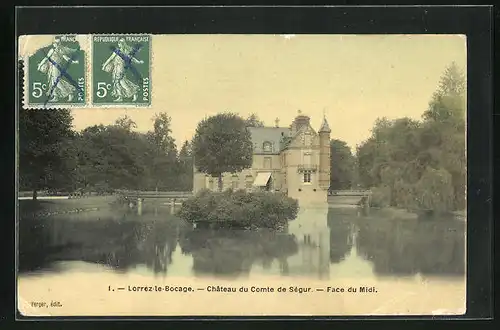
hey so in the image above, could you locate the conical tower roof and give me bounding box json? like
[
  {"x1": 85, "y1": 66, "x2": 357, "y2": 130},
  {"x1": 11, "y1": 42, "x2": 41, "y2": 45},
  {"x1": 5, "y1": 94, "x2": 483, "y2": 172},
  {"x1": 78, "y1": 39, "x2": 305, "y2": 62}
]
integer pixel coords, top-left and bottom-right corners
[{"x1": 319, "y1": 115, "x2": 331, "y2": 133}]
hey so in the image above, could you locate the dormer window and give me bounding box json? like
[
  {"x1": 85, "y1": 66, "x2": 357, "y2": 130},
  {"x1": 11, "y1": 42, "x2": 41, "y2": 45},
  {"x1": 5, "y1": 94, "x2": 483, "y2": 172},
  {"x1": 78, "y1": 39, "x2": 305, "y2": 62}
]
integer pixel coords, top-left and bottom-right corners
[{"x1": 263, "y1": 141, "x2": 272, "y2": 153}]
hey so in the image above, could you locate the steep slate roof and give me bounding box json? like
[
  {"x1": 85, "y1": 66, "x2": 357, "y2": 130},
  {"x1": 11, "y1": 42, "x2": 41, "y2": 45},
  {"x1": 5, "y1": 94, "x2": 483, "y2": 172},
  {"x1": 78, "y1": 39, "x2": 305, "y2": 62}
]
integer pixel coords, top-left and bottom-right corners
[
  {"x1": 280, "y1": 136, "x2": 293, "y2": 151},
  {"x1": 247, "y1": 126, "x2": 291, "y2": 154}
]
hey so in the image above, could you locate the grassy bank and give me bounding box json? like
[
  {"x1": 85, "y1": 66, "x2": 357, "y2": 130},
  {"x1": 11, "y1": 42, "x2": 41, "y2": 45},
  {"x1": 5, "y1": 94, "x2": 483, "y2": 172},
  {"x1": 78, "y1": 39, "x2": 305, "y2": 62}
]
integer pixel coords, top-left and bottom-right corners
[{"x1": 18, "y1": 196, "x2": 118, "y2": 218}]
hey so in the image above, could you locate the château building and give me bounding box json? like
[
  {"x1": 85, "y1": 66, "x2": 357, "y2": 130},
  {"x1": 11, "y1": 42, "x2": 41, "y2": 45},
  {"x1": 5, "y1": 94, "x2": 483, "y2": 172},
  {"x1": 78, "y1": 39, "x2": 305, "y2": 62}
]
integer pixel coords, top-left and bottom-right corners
[{"x1": 193, "y1": 110, "x2": 331, "y2": 205}]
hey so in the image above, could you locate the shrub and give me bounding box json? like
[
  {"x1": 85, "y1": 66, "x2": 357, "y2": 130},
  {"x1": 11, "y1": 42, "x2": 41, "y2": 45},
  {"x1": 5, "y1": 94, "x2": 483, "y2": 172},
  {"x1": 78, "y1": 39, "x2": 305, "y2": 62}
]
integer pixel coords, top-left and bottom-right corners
[
  {"x1": 370, "y1": 185, "x2": 392, "y2": 208},
  {"x1": 177, "y1": 190, "x2": 298, "y2": 230},
  {"x1": 414, "y1": 167, "x2": 455, "y2": 213}
]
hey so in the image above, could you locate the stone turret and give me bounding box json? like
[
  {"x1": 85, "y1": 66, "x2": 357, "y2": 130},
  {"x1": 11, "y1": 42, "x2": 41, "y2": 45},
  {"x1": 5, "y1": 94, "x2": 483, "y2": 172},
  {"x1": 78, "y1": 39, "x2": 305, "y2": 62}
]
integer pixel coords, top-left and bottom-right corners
[
  {"x1": 290, "y1": 110, "x2": 311, "y2": 135},
  {"x1": 318, "y1": 115, "x2": 331, "y2": 191}
]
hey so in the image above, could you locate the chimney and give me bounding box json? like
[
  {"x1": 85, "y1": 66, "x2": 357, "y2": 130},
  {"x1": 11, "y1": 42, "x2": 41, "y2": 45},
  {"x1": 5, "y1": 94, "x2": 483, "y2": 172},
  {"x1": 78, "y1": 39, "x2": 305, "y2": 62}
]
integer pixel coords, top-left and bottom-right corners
[{"x1": 275, "y1": 117, "x2": 280, "y2": 127}]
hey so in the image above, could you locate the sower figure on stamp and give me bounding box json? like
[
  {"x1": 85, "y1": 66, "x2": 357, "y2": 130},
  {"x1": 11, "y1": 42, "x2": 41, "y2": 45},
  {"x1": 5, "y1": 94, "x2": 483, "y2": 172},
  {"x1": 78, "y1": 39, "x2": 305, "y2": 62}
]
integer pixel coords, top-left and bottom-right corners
[
  {"x1": 102, "y1": 38, "x2": 144, "y2": 102},
  {"x1": 37, "y1": 37, "x2": 79, "y2": 102}
]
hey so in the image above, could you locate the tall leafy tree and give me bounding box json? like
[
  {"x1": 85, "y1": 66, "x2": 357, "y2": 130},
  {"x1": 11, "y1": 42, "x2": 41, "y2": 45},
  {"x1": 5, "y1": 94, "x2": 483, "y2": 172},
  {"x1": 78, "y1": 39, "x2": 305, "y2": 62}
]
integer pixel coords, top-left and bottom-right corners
[
  {"x1": 179, "y1": 140, "x2": 192, "y2": 159},
  {"x1": 329, "y1": 139, "x2": 355, "y2": 190},
  {"x1": 245, "y1": 113, "x2": 265, "y2": 127},
  {"x1": 19, "y1": 108, "x2": 75, "y2": 199},
  {"x1": 420, "y1": 62, "x2": 466, "y2": 210},
  {"x1": 355, "y1": 62, "x2": 466, "y2": 212},
  {"x1": 356, "y1": 139, "x2": 377, "y2": 188},
  {"x1": 74, "y1": 119, "x2": 151, "y2": 192},
  {"x1": 72, "y1": 125, "x2": 108, "y2": 192},
  {"x1": 18, "y1": 60, "x2": 75, "y2": 199},
  {"x1": 145, "y1": 112, "x2": 178, "y2": 191},
  {"x1": 65, "y1": 112, "x2": 185, "y2": 193},
  {"x1": 192, "y1": 113, "x2": 253, "y2": 191},
  {"x1": 115, "y1": 115, "x2": 138, "y2": 131},
  {"x1": 176, "y1": 140, "x2": 194, "y2": 191},
  {"x1": 423, "y1": 62, "x2": 465, "y2": 125}
]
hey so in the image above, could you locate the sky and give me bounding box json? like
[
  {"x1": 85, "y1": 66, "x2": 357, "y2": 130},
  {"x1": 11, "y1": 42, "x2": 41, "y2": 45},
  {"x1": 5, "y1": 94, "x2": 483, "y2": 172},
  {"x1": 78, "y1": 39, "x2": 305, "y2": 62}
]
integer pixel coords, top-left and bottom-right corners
[{"x1": 20, "y1": 34, "x2": 467, "y2": 150}]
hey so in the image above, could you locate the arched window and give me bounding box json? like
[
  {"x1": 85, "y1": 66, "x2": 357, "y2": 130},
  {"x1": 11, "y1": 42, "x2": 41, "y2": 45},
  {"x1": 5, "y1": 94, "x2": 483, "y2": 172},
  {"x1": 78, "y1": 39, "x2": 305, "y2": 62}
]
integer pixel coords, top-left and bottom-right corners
[{"x1": 263, "y1": 141, "x2": 272, "y2": 152}]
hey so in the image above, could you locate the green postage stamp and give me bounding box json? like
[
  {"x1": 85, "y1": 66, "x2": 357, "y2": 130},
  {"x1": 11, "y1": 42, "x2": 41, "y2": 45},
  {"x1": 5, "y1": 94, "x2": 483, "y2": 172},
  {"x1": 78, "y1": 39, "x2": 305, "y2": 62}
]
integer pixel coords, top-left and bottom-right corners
[
  {"x1": 19, "y1": 34, "x2": 152, "y2": 109},
  {"x1": 23, "y1": 35, "x2": 87, "y2": 108},
  {"x1": 91, "y1": 34, "x2": 152, "y2": 107}
]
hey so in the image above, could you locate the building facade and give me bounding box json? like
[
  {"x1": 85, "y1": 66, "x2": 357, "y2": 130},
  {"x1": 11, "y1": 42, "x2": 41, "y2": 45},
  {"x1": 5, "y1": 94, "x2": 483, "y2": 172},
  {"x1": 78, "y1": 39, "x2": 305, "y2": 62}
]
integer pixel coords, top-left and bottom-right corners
[{"x1": 193, "y1": 111, "x2": 331, "y2": 205}]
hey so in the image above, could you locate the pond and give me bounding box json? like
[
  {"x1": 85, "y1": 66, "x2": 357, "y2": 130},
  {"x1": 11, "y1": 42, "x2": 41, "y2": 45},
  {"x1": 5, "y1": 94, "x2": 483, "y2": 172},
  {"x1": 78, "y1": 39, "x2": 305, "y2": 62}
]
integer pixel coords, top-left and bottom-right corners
[
  {"x1": 17, "y1": 205, "x2": 467, "y2": 316},
  {"x1": 18, "y1": 205, "x2": 466, "y2": 279}
]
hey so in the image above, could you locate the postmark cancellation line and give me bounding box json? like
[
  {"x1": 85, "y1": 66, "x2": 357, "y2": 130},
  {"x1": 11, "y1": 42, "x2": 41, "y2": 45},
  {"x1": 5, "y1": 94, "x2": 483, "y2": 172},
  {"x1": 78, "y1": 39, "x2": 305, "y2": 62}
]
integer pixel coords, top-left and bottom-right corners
[{"x1": 19, "y1": 33, "x2": 152, "y2": 110}]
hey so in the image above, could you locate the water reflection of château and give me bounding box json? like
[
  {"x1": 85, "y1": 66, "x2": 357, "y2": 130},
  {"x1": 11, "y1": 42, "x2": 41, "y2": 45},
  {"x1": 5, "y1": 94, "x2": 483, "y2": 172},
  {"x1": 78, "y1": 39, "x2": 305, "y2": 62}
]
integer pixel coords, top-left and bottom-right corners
[
  {"x1": 280, "y1": 207, "x2": 331, "y2": 279},
  {"x1": 281, "y1": 207, "x2": 373, "y2": 280}
]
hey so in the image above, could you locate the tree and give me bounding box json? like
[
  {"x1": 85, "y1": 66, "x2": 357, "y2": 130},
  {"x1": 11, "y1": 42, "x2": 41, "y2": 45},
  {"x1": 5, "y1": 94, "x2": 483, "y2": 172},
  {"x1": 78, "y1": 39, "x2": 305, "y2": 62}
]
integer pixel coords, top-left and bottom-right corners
[
  {"x1": 18, "y1": 59, "x2": 76, "y2": 200},
  {"x1": 176, "y1": 140, "x2": 194, "y2": 191},
  {"x1": 356, "y1": 139, "x2": 377, "y2": 188},
  {"x1": 74, "y1": 121, "x2": 152, "y2": 192},
  {"x1": 115, "y1": 115, "x2": 137, "y2": 131},
  {"x1": 330, "y1": 139, "x2": 355, "y2": 190},
  {"x1": 355, "y1": 62, "x2": 466, "y2": 212},
  {"x1": 192, "y1": 113, "x2": 253, "y2": 191},
  {"x1": 145, "y1": 112, "x2": 178, "y2": 191},
  {"x1": 435, "y1": 61, "x2": 465, "y2": 98},
  {"x1": 179, "y1": 140, "x2": 192, "y2": 160},
  {"x1": 149, "y1": 113, "x2": 177, "y2": 153},
  {"x1": 423, "y1": 62, "x2": 465, "y2": 125},
  {"x1": 414, "y1": 167, "x2": 454, "y2": 212},
  {"x1": 72, "y1": 125, "x2": 107, "y2": 192},
  {"x1": 67, "y1": 112, "x2": 185, "y2": 193},
  {"x1": 245, "y1": 113, "x2": 265, "y2": 127},
  {"x1": 18, "y1": 60, "x2": 75, "y2": 199},
  {"x1": 421, "y1": 62, "x2": 466, "y2": 210},
  {"x1": 19, "y1": 108, "x2": 75, "y2": 199}
]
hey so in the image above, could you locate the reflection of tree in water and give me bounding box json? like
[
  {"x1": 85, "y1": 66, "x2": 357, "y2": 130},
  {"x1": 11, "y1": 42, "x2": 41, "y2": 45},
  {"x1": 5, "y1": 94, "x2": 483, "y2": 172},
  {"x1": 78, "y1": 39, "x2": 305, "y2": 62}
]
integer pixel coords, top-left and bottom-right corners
[
  {"x1": 126, "y1": 220, "x2": 179, "y2": 274},
  {"x1": 327, "y1": 209, "x2": 355, "y2": 264},
  {"x1": 261, "y1": 256, "x2": 273, "y2": 270},
  {"x1": 356, "y1": 217, "x2": 465, "y2": 276},
  {"x1": 18, "y1": 211, "x2": 182, "y2": 275},
  {"x1": 178, "y1": 228, "x2": 298, "y2": 278},
  {"x1": 19, "y1": 216, "x2": 64, "y2": 272}
]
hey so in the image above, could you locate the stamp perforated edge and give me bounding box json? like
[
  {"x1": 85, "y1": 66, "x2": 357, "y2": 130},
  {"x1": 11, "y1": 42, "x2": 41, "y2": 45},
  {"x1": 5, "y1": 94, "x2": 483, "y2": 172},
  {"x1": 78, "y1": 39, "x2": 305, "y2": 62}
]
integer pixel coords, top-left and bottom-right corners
[
  {"x1": 88, "y1": 33, "x2": 153, "y2": 108},
  {"x1": 19, "y1": 34, "x2": 92, "y2": 110}
]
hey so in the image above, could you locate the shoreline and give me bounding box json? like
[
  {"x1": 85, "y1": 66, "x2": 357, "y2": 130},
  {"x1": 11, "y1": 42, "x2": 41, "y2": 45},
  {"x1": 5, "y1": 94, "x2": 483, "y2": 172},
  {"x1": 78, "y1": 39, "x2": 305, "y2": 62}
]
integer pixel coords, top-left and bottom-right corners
[
  {"x1": 18, "y1": 196, "x2": 466, "y2": 222},
  {"x1": 365, "y1": 207, "x2": 466, "y2": 221},
  {"x1": 18, "y1": 196, "x2": 118, "y2": 218}
]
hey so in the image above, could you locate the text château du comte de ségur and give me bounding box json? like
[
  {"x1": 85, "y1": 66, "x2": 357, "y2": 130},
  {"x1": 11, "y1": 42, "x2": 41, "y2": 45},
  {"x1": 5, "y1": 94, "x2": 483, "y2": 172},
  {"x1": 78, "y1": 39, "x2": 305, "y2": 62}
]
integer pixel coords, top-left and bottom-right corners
[{"x1": 125, "y1": 285, "x2": 377, "y2": 294}]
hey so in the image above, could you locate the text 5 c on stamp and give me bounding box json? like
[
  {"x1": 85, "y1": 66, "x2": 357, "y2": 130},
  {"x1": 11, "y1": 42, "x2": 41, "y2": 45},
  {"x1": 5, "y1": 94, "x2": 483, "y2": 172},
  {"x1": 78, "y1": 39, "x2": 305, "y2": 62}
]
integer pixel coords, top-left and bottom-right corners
[
  {"x1": 91, "y1": 34, "x2": 152, "y2": 107},
  {"x1": 25, "y1": 35, "x2": 87, "y2": 108}
]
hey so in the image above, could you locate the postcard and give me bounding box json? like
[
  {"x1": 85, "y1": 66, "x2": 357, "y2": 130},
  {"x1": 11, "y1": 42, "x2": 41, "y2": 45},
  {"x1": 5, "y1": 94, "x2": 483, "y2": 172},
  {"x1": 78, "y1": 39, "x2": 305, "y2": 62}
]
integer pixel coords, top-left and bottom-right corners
[{"x1": 17, "y1": 34, "x2": 467, "y2": 317}]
